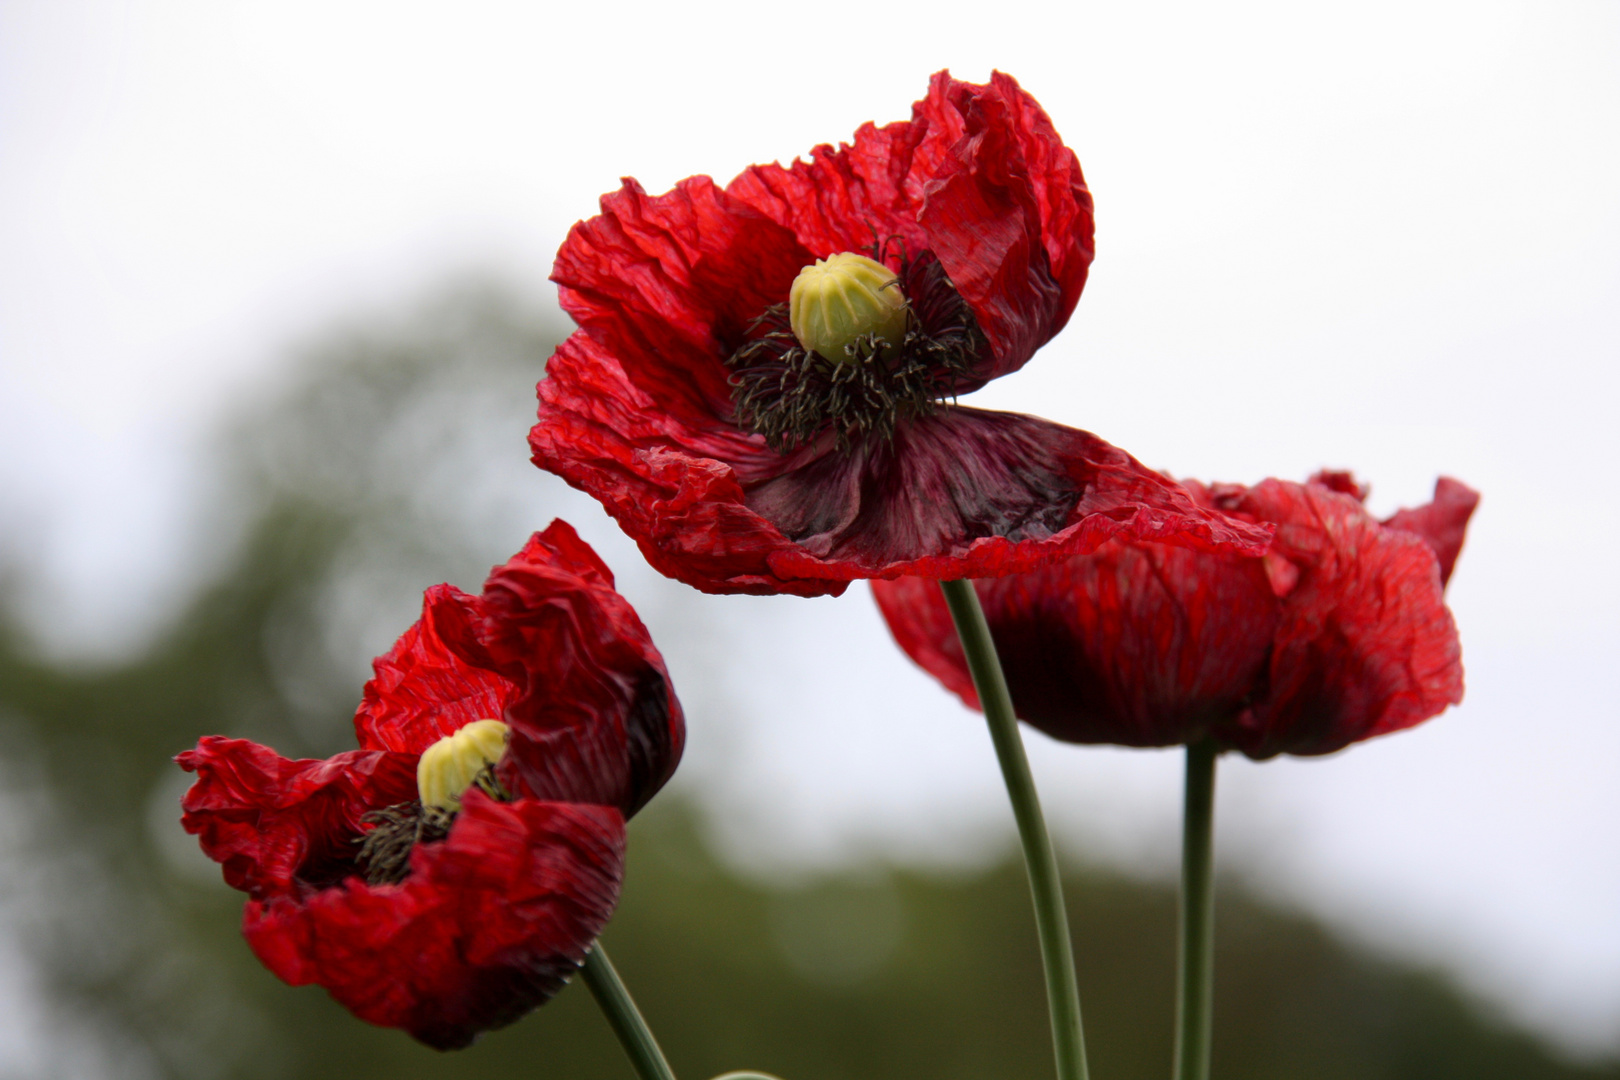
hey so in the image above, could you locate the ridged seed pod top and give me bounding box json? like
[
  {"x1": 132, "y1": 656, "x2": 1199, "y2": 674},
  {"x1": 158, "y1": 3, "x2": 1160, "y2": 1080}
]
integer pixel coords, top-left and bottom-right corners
[
  {"x1": 416, "y1": 719, "x2": 509, "y2": 811},
  {"x1": 789, "y1": 252, "x2": 909, "y2": 363}
]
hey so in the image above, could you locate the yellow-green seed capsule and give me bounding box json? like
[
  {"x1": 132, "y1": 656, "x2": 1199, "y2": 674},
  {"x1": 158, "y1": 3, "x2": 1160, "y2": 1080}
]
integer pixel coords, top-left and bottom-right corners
[
  {"x1": 416, "y1": 719, "x2": 509, "y2": 811},
  {"x1": 788, "y1": 252, "x2": 908, "y2": 364}
]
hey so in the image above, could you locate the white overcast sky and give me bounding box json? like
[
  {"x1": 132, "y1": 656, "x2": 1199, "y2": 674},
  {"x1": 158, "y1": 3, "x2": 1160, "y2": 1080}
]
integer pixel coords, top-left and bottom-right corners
[{"x1": 2, "y1": 0, "x2": 1618, "y2": 1062}]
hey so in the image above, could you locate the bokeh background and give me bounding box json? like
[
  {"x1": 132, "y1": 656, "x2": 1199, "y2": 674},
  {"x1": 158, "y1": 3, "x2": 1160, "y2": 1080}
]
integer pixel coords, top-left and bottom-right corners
[{"x1": 2, "y1": 1, "x2": 1617, "y2": 1077}]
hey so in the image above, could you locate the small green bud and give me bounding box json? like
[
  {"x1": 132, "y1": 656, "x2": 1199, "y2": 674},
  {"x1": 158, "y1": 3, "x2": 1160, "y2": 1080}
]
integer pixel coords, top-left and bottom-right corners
[
  {"x1": 788, "y1": 252, "x2": 908, "y2": 364},
  {"x1": 416, "y1": 719, "x2": 509, "y2": 811}
]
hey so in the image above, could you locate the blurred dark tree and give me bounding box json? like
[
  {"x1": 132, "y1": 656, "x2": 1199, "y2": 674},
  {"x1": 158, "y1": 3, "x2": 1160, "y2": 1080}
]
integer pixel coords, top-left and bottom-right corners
[{"x1": 0, "y1": 281, "x2": 1610, "y2": 1080}]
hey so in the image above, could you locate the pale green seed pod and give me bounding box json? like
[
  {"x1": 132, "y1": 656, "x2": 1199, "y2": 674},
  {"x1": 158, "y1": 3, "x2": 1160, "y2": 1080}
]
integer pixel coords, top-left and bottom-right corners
[
  {"x1": 416, "y1": 719, "x2": 509, "y2": 811},
  {"x1": 788, "y1": 252, "x2": 908, "y2": 364}
]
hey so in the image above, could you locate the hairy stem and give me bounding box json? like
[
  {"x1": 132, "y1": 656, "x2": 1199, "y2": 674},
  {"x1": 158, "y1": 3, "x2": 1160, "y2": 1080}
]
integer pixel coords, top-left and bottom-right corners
[
  {"x1": 582, "y1": 943, "x2": 678, "y2": 1080},
  {"x1": 938, "y1": 578, "x2": 1089, "y2": 1080},
  {"x1": 1173, "y1": 738, "x2": 1219, "y2": 1080}
]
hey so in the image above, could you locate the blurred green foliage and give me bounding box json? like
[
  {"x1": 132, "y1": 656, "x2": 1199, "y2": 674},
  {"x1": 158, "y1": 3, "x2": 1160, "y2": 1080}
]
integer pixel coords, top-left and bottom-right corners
[{"x1": 0, "y1": 283, "x2": 1610, "y2": 1079}]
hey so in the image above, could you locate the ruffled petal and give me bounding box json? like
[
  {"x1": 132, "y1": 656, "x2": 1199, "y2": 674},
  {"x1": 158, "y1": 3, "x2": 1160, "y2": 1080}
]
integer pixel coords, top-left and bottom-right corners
[
  {"x1": 535, "y1": 367, "x2": 1271, "y2": 595},
  {"x1": 532, "y1": 330, "x2": 841, "y2": 596},
  {"x1": 1381, "y1": 476, "x2": 1480, "y2": 586},
  {"x1": 756, "y1": 408, "x2": 1271, "y2": 581},
  {"x1": 874, "y1": 539, "x2": 1277, "y2": 746},
  {"x1": 177, "y1": 737, "x2": 418, "y2": 899},
  {"x1": 351, "y1": 523, "x2": 684, "y2": 816},
  {"x1": 729, "y1": 70, "x2": 1093, "y2": 381},
  {"x1": 243, "y1": 792, "x2": 624, "y2": 1050},
  {"x1": 1213, "y1": 481, "x2": 1465, "y2": 757},
  {"x1": 478, "y1": 522, "x2": 685, "y2": 817},
  {"x1": 725, "y1": 80, "x2": 951, "y2": 268},
  {"x1": 532, "y1": 73, "x2": 1250, "y2": 597},
  {"x1": 917, "y1": 71, "x2": 1092, "y2": 379},
  {"x1": 553, "y1": 175, "x2": 813, "y2": 424},
  {"x1": 875, "y1": 472, "x2": 1472, "y2": 758},
  {"x1": 353, "y1": 584, "x2": 513, "y2": 755},
  {"x1": 179, "y1": 528, "x2": 673, "y2": 1049},
  {"x1": 1306, "y1": 469, "x2": 1370, "y2": 502}
]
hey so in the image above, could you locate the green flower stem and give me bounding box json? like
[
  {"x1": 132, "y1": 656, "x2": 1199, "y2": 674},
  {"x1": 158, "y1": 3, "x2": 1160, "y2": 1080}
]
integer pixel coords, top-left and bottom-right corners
[
  {"x1": 938, "y1": 578, "x2": 1089, "y2": 1080},
  {"x1": 581, "y1": 943, "x2": 678, "y2": 1080},
  {"x1": 1173, "y1": 738, "x2": 1219, "y2": 1080}
]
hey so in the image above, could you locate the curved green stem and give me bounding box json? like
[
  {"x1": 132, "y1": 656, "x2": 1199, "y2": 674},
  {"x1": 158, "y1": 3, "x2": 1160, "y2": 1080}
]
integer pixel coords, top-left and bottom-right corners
[
  {"x1": 939, "y1": 579, "x2": 1089, "y2": 1080},
  {"x1": 1173, "y1": 738, "x2": 1219, "y2": 1080},
  {"x1": 582, "y1": 943, "x2": 678, "y2": 1080}
]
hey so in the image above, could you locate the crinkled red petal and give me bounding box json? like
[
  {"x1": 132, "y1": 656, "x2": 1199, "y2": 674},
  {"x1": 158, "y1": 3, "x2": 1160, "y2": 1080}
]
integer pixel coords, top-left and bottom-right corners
[
  {"x1": 552, "y1": 174, "x2": 814, "y2": 426},
  {"x1": 353, "y1": 584, "x2": 512, "y2": 756},
  {"x1": 1307, "y1": 469, "x2": 1370, "y2": 502},
  {"x1": 534, "y1": 343, "x2": 1270, "y2": 595},
  {"x1": 1381, "y1": 476, "x2": 1480, "y2": 587},
  {"x1": 756, "y1": 408, "x2": 1271, "y2": 580},
  {"x1": 176, "y1": 736, "x2": 418, "y2": 899},
  {"x1": 178, "y1": 527, "x2": 671, "y2": 1048},
  {"x1": 874, "y1": 473, "x2": 1471, "y2": 758},
  {"x1": 1214, "y1": 481, "x2": 1464, "y2": 757},
  {"x1": 728, "y1": 70, "x2": 1093, "y2": 382},
  {"x1": 532, "y1": 332, "x2": 835, "y2": 595},
  {"x1": 352, "y1": 522, "x2": 683, "y2": 814},
  {"x1": 531, "y1": 72, "x2": 1258, "y2": 596},
  {"x1": 874, "y1": 538, "x2": 1277, "y2": 746},
  {"x1": 243, "y1": 791, "x2": 624, "y2": 1050},
  {"x1": 552, "y1": 73, "x2": 1091, "y2": 416},
  {"x1": 478, "y1": 523, "x2": 685, "y2": 817}
]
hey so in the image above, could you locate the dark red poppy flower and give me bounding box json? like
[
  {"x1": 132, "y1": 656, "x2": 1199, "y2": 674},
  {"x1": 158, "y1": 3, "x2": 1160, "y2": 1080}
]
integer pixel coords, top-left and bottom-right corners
[
  {"x1": 530, "y1": 71, "x2": 1272, "y2": 597},
  {"x1": 176, "y1": 521, "x2": 683, "y2": 1049},
  {"x1": 873, "y1": 474, "x2": 1478, "y2": 758}
]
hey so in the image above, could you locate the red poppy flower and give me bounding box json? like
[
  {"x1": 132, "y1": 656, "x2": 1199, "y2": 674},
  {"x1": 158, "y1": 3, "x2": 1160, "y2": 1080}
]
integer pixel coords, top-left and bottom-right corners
[
  {"x1": 530, "y1": 71, "x2": 1271, "y2": 597},
  {"x1": 873, "y1": 474, "x2": 1478, "y2": 758},
  {"x1": 176, "y1": 521, "x2": 683, "y2": 1048}
]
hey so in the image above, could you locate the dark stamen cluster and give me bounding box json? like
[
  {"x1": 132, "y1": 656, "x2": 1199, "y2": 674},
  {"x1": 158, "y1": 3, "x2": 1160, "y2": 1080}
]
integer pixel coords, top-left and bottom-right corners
[
  {"x1": 727, "y1": 249, "x2": 984, "y2": 453},
  {"x1": 354, "y1": 765, "x2": 509, "y2": 886}
]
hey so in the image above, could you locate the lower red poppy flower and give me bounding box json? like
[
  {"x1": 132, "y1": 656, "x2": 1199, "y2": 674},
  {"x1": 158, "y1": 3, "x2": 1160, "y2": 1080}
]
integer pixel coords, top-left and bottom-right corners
[
  {"x1": 177, "y1": 522, "x2": 682, "y2": 1048},
  {"x1": 873, "y1": 473, "x2": 1478, "y2": 758},
  {"x1": 531, "y1": 71, "x2": 1272, "y2": 596}
]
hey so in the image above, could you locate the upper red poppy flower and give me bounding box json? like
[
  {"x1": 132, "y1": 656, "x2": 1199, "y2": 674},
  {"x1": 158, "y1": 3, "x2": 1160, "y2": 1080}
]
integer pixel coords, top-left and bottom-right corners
[
  {"x1": 530, "y1": 71, "x2": 1272, "y2": 597},
  {"x1": 874, "y1": 473, "x2": 1478, "y2": 758},
  {"x1": 176, "y1": 521, "x2": 683, "y2": 1049}
]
